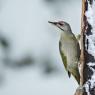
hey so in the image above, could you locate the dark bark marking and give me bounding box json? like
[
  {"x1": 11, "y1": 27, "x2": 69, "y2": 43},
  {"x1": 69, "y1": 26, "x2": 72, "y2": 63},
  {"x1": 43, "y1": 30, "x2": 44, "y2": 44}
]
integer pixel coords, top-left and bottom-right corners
[
  {"x1": 84, "y1": 64, "x2": 93, "y2": 83},
  {"x1": 86, "y1": 39, "x2": 89, "y2": 50},
  {"x1": 85, "y1": 1, "x2": 88, "y2": 11},
  {"x1": 86, "y1": 23, "x2": 92, "y2": 36},
  {"x1": 85, "y1": 51, "x2": 95, "y2": 63},
  {"x1": 88, "y1": 0, "x2": 93, "y2": 5}
]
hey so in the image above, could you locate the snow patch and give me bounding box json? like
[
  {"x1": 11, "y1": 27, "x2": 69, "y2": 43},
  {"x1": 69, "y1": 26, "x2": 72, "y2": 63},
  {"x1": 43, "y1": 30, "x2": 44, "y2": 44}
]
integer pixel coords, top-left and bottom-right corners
[
  {"x1": 84, "y1": 0, "x2": 95, "y2": 95},
  {"x1": 85, "y1": 0, "x2": 95, "y2": 56},
  {"x1": 85, "y1": 2, "x2": 93, "y2": 26},
  {"x1": 84, "y1": 62, "x2": 95, "y2": 95},
  {"x1": 84, "y1": 83, "x2": 91, "y2": 95},
  {"x1": 86, "y1": 35, "x2": 95, "y2": 58}
]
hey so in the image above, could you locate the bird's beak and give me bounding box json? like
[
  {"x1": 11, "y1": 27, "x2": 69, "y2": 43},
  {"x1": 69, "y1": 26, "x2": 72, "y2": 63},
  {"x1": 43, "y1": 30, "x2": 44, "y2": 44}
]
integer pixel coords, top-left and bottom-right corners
[
  {"x1": 48, "y1": 21, "x2": 64, "y2": 31},
  {"x1": 48, "y1": 21, "x2": 58, "y2": 26}
]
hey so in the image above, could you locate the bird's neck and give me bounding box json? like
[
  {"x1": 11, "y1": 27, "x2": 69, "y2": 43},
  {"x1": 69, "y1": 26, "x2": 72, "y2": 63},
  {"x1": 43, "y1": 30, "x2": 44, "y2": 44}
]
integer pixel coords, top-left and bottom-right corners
[{"x1": 60, "y1": 30, "x2": 74, "y2": 41}]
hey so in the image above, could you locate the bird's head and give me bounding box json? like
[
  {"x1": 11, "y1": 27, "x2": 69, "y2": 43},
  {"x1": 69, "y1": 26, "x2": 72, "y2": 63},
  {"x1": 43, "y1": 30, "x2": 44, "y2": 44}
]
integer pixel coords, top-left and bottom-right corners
[{"x1": 48, "y1": 21, "x2": 71, "y2": 32}]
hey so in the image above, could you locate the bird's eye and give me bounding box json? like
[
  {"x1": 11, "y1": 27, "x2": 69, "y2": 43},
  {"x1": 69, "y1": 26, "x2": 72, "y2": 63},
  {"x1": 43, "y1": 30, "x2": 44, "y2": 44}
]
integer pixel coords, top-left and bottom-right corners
[{"x1": 58, "y1": 23, "x2": 64, "y2": 26}]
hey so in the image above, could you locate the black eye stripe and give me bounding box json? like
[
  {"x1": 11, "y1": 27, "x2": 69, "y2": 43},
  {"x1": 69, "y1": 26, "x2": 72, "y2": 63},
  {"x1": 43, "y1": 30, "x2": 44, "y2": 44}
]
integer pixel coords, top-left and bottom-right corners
[{"x1": 58, "y1": 23, "x2": 64, "y2": 26}]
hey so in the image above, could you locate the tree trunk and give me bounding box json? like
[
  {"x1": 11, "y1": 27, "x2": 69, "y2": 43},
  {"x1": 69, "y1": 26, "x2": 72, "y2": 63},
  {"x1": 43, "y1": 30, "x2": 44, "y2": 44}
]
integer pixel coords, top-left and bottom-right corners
[{"x1": 75, "y1": 0, "x2": 95, "y2": 95}]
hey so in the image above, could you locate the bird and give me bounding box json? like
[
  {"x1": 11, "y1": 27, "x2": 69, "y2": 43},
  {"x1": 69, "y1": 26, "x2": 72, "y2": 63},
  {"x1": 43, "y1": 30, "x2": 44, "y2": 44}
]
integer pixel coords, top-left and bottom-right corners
[{"x1": 48, "y1": 21, "x2": 80, "y2": 84}]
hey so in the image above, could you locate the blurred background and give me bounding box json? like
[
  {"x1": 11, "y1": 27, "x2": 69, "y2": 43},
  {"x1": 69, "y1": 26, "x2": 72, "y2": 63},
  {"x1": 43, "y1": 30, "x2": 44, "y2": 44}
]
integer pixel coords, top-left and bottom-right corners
[{"x1": 0, "y1": 0, "x2": 81, "y2": 95}]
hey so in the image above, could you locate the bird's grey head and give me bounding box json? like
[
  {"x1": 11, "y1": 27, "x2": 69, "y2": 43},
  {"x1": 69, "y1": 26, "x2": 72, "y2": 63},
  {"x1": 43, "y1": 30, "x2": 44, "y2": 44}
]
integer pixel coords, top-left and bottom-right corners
[{"x1": 48, "y1": 21, "x2": 71, "y2": 32}]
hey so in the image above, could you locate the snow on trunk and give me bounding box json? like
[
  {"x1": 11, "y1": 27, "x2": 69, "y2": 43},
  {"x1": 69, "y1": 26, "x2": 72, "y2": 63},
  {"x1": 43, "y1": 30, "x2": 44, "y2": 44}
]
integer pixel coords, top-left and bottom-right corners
[{"x1": 83, "y1": 0, "x2": 95, "y2": 95}]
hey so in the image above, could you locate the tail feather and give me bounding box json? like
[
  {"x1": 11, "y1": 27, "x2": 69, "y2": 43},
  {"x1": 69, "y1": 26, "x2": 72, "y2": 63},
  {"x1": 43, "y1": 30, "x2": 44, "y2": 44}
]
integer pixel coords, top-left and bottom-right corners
[
  {"x1": 73, "y1": 69, "x2": 80, "y2": 84},
  {"x1": 74, "y1": 72, "x2": 80, "y2": 84},
  {"x1": 68, "y1": 71, "x2": 71, "y2": 78},
  {"x1": 69, "y1": 68, "x2": 80, "y2": 84}
]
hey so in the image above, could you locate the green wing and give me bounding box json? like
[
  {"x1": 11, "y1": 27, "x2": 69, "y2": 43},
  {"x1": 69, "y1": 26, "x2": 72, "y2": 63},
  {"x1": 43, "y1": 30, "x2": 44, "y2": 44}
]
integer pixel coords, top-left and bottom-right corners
[
  {"x1": 59, "y1": 41, "x2": 71, "y2": 77},
  {"x1": 59, "y1": 41, "x2": 67, "y2": 70}
]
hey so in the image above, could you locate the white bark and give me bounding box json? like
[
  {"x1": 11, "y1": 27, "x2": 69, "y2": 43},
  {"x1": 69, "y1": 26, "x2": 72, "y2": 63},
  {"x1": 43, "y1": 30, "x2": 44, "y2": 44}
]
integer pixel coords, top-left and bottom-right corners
[{"x1": 83, "y1": 0, "x2": 95, "y2": 95}]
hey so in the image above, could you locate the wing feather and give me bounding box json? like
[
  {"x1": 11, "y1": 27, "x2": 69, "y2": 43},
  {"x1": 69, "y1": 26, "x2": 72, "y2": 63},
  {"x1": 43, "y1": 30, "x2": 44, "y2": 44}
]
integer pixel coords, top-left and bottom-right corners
[{"x1": 59, "y1": 41, "x2": 67, "y2": 70}]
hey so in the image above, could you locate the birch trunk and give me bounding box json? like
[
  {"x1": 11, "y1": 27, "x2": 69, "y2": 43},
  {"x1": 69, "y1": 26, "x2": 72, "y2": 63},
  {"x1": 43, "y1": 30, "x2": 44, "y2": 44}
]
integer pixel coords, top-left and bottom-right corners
[{"x1": 75, "y1": 0, "x2": 95, "y2": 95}]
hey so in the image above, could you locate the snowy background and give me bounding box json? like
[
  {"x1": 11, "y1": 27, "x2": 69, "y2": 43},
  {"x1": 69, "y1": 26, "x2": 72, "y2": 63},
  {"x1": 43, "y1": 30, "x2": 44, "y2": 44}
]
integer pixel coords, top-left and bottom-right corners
[{"x1": 0, "y1": 0, "x2": 81, "y2": 95}]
